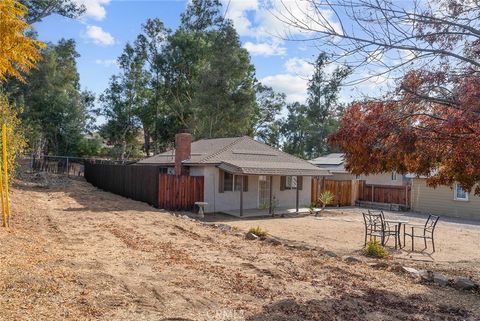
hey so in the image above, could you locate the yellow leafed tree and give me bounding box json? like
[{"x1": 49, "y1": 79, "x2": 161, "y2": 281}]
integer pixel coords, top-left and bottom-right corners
[{"x1": 0, "y1": 0, "x2": 45, "y2": 82}]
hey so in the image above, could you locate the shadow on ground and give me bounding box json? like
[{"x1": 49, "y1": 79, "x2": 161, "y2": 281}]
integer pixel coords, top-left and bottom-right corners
[{"x1": 246, "y1": 288, "x2": 471, "y2": 321}]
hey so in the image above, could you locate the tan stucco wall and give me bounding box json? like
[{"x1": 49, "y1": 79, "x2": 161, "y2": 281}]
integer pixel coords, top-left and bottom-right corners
[
  {"x1": 411, "y1": 178, "x2": 480, "y2": 221},
  {"x1": 190, "y1": 166, "x2": 312, "y2": 213},
  {"x1": 328, "y1": 172, "x2": 406, "y2": 186}
]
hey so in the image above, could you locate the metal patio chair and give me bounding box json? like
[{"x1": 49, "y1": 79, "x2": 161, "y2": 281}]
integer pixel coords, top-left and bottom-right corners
[
  {"x1": 362, "y1": 212, "x2": 399, "y2": 248},
  {"x1": 367, "y1": 210, "x2": 400, "y2": 248},
  {"x1": 403, "y1": 214, "x2": 440, "y2": 252}
]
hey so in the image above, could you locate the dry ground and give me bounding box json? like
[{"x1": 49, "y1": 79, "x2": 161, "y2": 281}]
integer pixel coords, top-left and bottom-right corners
[
  {"x1": 0, "y1": 175, "x2": 479, "y2": 321},
  {"x1": 211, "y1": 208, "x2": 480, "y2": 285}
]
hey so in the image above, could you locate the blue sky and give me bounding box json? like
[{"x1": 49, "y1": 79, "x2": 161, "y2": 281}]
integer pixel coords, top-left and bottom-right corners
[{"x1": 32, "y1": 0, "x2": 385, "y2": 106}]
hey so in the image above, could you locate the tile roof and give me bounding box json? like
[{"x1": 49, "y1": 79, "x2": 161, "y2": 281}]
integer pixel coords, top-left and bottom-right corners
[{"x1": 137, "y1": 136, "x2": 330, "y2": 176}]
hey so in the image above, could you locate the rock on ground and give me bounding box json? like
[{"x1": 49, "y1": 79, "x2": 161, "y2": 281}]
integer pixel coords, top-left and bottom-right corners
[
  {"x1": 433, "y1": 273, "x2": 449, "y2": 286},
  {"x1": 454, "y1": 278, "x2": 477, "y2": 290}
]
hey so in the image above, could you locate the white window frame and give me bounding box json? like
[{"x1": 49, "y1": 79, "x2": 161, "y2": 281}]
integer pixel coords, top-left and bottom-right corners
[
  {"x1": 233, "y1": 175, "x2": 242, "y2": 192},
  {"x1": 391, "y1": 171, "x2": 397, "y2": 181},
  {"x1": 454, "y1": 183, "x2": 469, "y2": 201},
  {"x1": 285, "y1": 176, "x2": 298, "y2": 190}
]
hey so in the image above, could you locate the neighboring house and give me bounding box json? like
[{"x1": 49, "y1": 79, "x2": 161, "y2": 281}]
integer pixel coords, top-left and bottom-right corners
[
  {"x1": 138, "y1": 134, "x2": 330, "y2": 215},
  {"x1": 411, "y1": 178, "x2": 480, "y2": 221},
  {"x1": 309, "y1": 153, "x2": 409, "y2": 186}
]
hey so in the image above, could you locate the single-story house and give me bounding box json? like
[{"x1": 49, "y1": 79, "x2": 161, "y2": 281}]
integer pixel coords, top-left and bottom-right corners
[
  {"x1": 309, "y1": 153, "x2": 410, "y2": 186},
  {"x1": 138, "y1": 133, "x2": 330, "y2": 216},
  {"x1": 411, "y1": 178, "x2": 480, "y2": 221}
]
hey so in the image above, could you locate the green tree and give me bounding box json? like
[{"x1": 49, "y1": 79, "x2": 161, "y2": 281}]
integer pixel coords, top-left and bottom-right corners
[
  {"x1": 8, "y1": 39, "x2": 92, "y2": 156},
  {"x1": 253, "y1": 83, "x2": 286, "y2": 147},
  {"x1": 135, "y1": 18, "x2": 171, "y2": 155},
  {"x1": 0, "y1": 92, "x2": 27, "y2": 178},
  {"x1": 180, "y1": 0, "x2": 223, "y2": 32},
  {"x1": 281, "y1": 102, "x2": 309, "y2": 158},
  {"x1": 19, "y1": 0, "x2": 85, "y2": 24},
  {"x1": 192, "y1": 22, "x2": 256, "y2": 138},
  {"x1": 281, "y1": 54, "x2": 350, "y2": 159},
  {"x1": 99, "y1": 43, "x2": 147, "y2": 160},
  {"x1": 304, "y1": 54, "x2": 350, "y2": 157},
  {"x1": 98, "y1": 0, "x2": 259, "y2": 154}
]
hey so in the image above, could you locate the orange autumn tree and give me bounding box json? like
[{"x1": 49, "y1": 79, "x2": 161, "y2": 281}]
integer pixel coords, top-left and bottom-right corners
[
  {"x1": 330, "y1": 70, "x2": 480, "y2": 195},
  {"x1": 0, "y1": 0, "x2": 45, "y2": 82}
]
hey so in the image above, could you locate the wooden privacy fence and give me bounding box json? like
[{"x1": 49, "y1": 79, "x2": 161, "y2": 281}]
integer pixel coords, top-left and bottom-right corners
[
  {"x1": 311, "y1": 178, "x2": 355, "y2": 206},
  {"x1": 158, "y1": 174, "x2": 204, "y2": 211},
  {"x1": 84, "y1": 162, "x2": 204, "y2": 210},
  {"x1": 84, "y1": 163, "x2": 160, "y2": 207},
  {"x1": 358, "y1": 182, "x2": 411, "y2": 207}
]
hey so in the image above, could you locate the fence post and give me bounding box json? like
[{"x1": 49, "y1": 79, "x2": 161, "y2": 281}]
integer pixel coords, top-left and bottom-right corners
[
  {"x1": 405, "y1": 185, "x2": 408, "y2": 208},
  {"x1": 66, "y1": 157, "x2": 69, "y2": 177},
  {"x1": 371, "y1": 185, "x2": 374, "y2": 203}
]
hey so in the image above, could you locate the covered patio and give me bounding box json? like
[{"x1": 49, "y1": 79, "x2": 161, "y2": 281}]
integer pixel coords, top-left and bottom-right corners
[{"x1": 217, "y1": 160, "x2": 330, "y2": 217}]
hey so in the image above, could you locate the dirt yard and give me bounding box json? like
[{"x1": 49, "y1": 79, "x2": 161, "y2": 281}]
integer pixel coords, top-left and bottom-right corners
[
  {"x1": 211, "y1": 208, "x2": 480, "y2": 285},
  {"x1": 0, "y1": 174, "x2": 479, "y2": 320}
]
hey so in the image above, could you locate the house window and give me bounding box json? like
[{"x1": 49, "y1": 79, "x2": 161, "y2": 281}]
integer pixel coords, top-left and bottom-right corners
[
  {"x1": 224, "y1": 172, "x2": 233, "y2": 191},
  {"x1": 223, "y1": 172, "x2": 243, "y2": 192},
  {"x1": 285, "y1": 176, "x2": 298, "y2": 190},
  {"x1": 234, "y1": 176, "x2": 242, "y2": 191},
  {"x1": 391, "y1": 171, "x2": 397, "y2": 181},
  {"x1": 454, "y1": 183, "x2": 468, "y2": 201}
]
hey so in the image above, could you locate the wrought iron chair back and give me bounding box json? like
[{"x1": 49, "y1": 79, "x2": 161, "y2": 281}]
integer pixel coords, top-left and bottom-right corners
[
  {"x1": 363, "y1": 212, "x2": 384, "y2": 233},
  {"x1": 424, "y1": 214, "x2": 440, "y2": 232},
  {"x1": 368, "y1": 209, "x2": 383, "y2": 216}
]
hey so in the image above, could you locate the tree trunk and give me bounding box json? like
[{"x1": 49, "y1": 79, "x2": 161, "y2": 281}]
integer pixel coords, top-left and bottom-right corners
[{"x1": 143, "y1": 127, "x2": 151, "y2": 157}]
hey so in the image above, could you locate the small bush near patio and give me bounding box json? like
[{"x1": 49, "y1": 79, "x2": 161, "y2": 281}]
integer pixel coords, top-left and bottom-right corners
[
  {"x1": 248, "y1": 226, "x2": 268, "y2": 238},
  {"x1": 363, "y1": 241, "x2": 389, "y2": 259}
]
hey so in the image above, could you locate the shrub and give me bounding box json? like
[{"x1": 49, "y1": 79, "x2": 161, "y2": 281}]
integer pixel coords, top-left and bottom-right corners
[
  {"x1": 363, "y1": 241, "x2": 389, "y2": 259},
  {"x1": 248, "y1": 226, "x2": 268, "y2": 238},
  {"x1": 318, "y1": 191, "x2": 334, "y2": 211}
]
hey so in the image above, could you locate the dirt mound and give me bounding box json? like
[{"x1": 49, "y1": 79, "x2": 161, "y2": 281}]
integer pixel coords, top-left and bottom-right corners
[{"x1": 14, "y1": 170, "x2": 72, "y2": 188}]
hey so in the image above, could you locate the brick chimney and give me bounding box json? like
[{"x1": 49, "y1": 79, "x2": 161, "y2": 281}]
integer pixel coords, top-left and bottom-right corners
[{"x1": 175, "y1": 133, "x2": 192, "y2": 175}]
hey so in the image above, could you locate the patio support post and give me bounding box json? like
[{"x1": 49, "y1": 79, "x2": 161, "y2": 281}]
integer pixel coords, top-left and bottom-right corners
[
  {"x1": 269, "y1": 176, "x2": 273, "y2": 215},
  {"x1": 240, "y1": 175, "x2": 244, "y2": 217},
  {"x1": 296, "y1": 176, "x2": 300, "y2": 214}
]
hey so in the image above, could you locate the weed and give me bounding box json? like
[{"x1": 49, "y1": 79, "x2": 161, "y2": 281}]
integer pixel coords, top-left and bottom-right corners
[
  {"x1": 363, "y1": 240, "x2": 389, "y2": 259},
  {"x1": 248, "y1": 226, "x2": 268, "y2": 238}
]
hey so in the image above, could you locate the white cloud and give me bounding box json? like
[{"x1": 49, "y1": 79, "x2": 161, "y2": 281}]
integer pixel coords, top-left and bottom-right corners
[
  {"x1": 243, "y1": 41, "x2": 286, "y2": 56},
  {"x1": 261, "y1": 74, "x2": 309, "y2": 103},
  {"x1": 284, "y1": 57, "x2": 314, "y2": 77},
  {"x1": 260, "y1": 57, "x2": 349, "y2": 103},
  {"x1": 85, "y1": 26, "x2": 115, "y2": 46},
  {"x1": 223, "y1": 0, "x2": 340, "y2": 38},
  {"x1": 75, "y1": 0, "x2": 110, "y2": 20},
  {"x1": 224, "y1": 1, "x2": 341, "y2": 61},
  {"x1": 95, "y1": 59, "x2": 117, "y2": 67},
  {"x1": 225, "y1": 0, "x2": 258, "y2": 36}
]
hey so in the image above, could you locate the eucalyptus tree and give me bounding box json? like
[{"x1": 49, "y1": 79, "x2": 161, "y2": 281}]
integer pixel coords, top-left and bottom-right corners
[
  {"x1": 281, "y1": 54, "x2": 350, "y2": 159},
  {"x1": 8, "y1": 39, "x2": 92, "y2": 155},
  {"x1": 19, "y1": 0, "x2": 85, "y2": 24},
  {"x1": 100, "y1": 43, "x2": 148, "y2": 160},
  {"x1": 253, "y1": 84, "x2": 286, "y2": 147},
  {"x1": 134, "y1": 19, "x2": 171, "y2": 155}
]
